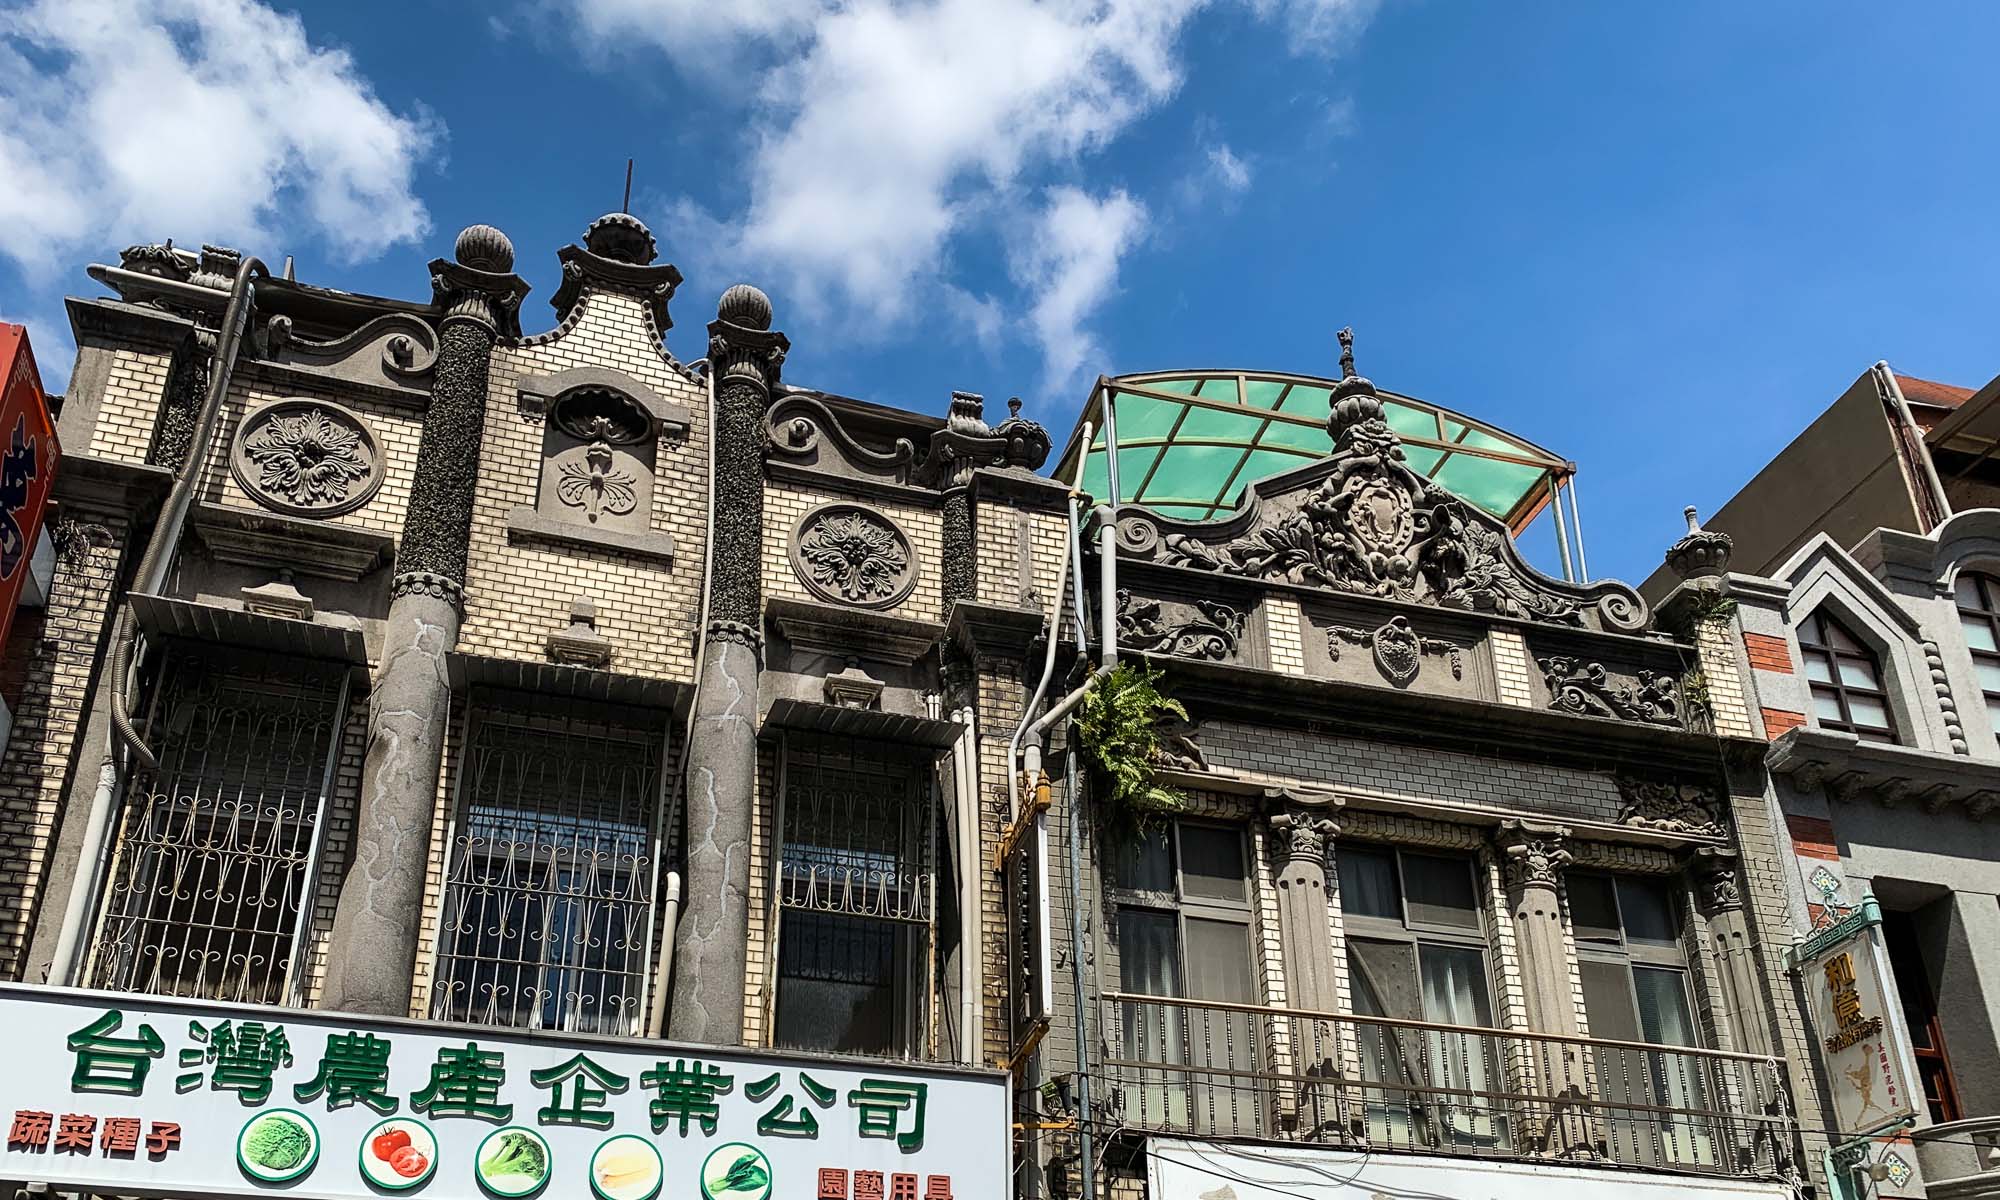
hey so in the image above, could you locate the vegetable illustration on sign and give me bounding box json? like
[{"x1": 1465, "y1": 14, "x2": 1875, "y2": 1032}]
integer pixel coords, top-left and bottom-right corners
[
  {"x1": 359, "y1": 1117, "x2": 437, "y2": 1189},
  {"x1": 701, "y1": 1142, "x2": 773, "y2": 1200},
  {"x1": 476, "y1": 1126, "x2": 552, "y2": 1197},
  {"x1": 237, "y1": 1109, "x2": 319, "y2": 1183},
  {"x1": 589, "y1": 1133, "x2": 662, "y2": 1200}
]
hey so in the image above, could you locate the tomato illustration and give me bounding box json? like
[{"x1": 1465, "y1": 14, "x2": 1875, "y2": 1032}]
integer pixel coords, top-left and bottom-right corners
[
  {"x1": 372, "y1": 1128, "x2": 413, "y2": 1162},
  {"x1": 390, "y1": 1146, "x2": 429, "y2": 1178}
]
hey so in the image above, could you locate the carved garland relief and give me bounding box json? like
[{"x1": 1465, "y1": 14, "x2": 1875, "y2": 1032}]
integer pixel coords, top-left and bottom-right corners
[
  {"x1": 229, "y1": 398, "x2": 386, "y2": 518},
  {"x1": 1327, "y1": 614, "x2": 1463, "y2": 686},
  {"x1": 789, "y1": 502, "x2": 920, "y2": 609}
]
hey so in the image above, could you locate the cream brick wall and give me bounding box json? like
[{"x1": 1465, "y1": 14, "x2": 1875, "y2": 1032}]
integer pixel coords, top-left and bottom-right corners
[
  {"x1": 86, "y1": 347, "x2": 175, "y2": 463},
  {"x1": 1491, "y1": 627, "x2": 1536, "y2": 706},
  {"x1": 763, "y1": 483, "x2": 944, "y2": 620},
  {"x1": 1694, "y1": 615, "x2": 1759, "y2": 738},
  {"x1": 975, "y1": 506, "x2": 1068, "y2": 611},
  {"x1": 196, "y1": 367, "x2": 424, "y2": 538},
  {"x1": 300, "y1": 690, "x2": 368, "y2": 1007},
  {"x1": 0, "y1": 513, "x2": 129, "y2": 980},
  {"x1": 1265, "y1": 596, "x2": 1308, "y2": 676},
  {"x1": 458, "y1": 287, "x2": 709, "y2": 682}
]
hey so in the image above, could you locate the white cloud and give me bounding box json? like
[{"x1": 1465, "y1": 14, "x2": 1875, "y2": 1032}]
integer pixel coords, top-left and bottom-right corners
[
  {"x1": 1207, "y1": 143, "x2": 1253, "y2": 192},
  {"x1": 1251, "y1": 0, "x2": 1381, "y2": 52},
  {"x1": 574, "y1": 0, "x2": 1375, "y2": 382},
  {"x1": 0, "y1": 0, "x2": 439, "y2": 276},
  {"x1": 1014, "y1": 186, "x2": 1147, "y2": 389}
]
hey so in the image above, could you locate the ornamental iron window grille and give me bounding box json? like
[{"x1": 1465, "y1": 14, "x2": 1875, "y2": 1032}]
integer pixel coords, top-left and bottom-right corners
[
  {"x1": 87, "y1": 641, "x2": 349, "y2": 1006},
  {"x1": 1955, "y1": 572, "x2": 2000, "y2": 739},
  {"x1": 772, "y1": 734, "x2": 939, "y2": 1058},
  {"x1": 1798, "y1": 609, "x2": 1898, "y2": 743},
  {"x1": 430, "y1": 689, "x2": 670, "y2": 1037}
]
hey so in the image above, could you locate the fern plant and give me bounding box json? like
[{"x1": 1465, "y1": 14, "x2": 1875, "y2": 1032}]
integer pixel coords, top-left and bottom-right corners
[{"x1": 1072, "y1": 662, "x2": 1189, "y2": 841}]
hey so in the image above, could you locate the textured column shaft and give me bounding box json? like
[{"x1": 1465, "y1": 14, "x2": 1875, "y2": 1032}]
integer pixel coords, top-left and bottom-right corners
[
  {"x1": 670, "y1": 367, "x2": 770, "y2": 1045},
  {"x1": 940, "y1": 486, "x2": 975, "y2": 616},
  {"x1": 321, "y1": 317, "x2": 494, "y2": 1016}
]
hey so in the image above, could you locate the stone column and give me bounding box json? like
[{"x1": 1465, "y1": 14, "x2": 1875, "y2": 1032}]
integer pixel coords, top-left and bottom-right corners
[
  {"x1": 670, "y1": 285, "x2": 788, "y2": 1045},
  {"x1": 321, "y1": 225, "x2": 524, "y2": 1016},
  {"x1": 1494, "y1": 819, "x2": 1596, "y2": 1158},
  {"x1": 1691, "y1": 847, "x2": 1772, "y2": 1057},
  {"x1": 1269, "y1": 810, "x2": 1359, "y2": 1140}
]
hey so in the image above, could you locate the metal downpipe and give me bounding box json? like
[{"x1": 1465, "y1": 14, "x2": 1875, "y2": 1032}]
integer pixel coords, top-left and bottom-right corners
[
  {"x1": 1876, "y1": 360, "x2": 1954, "y2": 531},
  {"x1": 48, "y1": 255, "x2": 266, "y2": 987}
]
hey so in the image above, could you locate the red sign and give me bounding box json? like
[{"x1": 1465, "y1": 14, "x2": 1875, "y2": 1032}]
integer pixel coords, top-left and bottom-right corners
[{"x1": 0, "y1": 324, "x2": 59, "y2": 652}]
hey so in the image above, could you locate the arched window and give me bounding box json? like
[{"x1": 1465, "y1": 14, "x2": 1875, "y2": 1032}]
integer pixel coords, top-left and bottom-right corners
[
  {"x1": 1954, "y1": 572, "x2": 2000, "y2": 737},
  {"x1": 1798, "y1": 610, "x2": 1897, "y2": 743}
]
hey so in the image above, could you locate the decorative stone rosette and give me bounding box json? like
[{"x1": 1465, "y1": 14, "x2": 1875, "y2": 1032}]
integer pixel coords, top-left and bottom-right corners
[
  {"x1": 789, "y1": 502, "x2": 920, "y2": 610},
  {"x1": 230, "y1": 398, "x2": 386, "y2": 518}
]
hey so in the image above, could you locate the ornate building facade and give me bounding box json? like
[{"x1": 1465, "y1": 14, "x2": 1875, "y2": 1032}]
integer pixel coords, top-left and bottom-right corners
[{"x1": 0, "y1": 215, "x2": 1824, "y2": 1200}]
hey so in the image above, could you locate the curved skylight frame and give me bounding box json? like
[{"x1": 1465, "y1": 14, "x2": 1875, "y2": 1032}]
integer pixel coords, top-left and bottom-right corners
[{"x1": 1052, "y1": 369, "x2": 1572, "y2": 535}]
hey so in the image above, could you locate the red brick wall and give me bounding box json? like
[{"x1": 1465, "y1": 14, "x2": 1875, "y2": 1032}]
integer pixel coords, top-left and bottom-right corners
[
  {"x1": 1762, "y1": 707, "x2": 1807, "y2": 739},
  {"x1": 1744, "y1": 632, "x2": 1795, "y2": 674}
]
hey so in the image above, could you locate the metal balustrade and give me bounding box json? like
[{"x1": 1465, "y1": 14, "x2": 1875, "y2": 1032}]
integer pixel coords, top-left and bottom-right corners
[{"x1": 1101, "y1": 992, "x2": 1799, "y2": 1180}]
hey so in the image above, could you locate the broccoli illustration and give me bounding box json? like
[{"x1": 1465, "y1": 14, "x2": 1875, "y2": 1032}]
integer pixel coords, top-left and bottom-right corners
[{"x1": 481, "y1": 1131, "x2": 547, "y2": 1180}]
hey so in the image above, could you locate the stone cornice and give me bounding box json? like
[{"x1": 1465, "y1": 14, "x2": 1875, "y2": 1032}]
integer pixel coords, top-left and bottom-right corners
[
  {"x1": 1144, "y1": 647, "x2": 1765, "y2": 778},
  {"x1": 550, "y1": 242, "x2": 683, "y2": 335},
  {"x1": 66, "y1": 295, "x2": 200, "y2": 354},
  {"x1": 1768, "y1": 727, "x2": 2000, "y2": 820},
  {"x1": 51, "y1": 452, "x2": 174, "y2": 516},
  {"x1": 944, "y1": 597, "x2": 1046, "y2": 663}
]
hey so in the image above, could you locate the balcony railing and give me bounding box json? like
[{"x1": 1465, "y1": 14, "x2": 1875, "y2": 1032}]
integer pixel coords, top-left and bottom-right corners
[{"x1": 1102, "y1": 992, "x2": 1799, "y2": 1181}]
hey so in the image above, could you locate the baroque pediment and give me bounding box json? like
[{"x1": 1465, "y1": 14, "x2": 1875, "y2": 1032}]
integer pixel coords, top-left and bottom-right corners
[{"x1": 1110, "y1": 332, "x2": 1649, "y2": 634}]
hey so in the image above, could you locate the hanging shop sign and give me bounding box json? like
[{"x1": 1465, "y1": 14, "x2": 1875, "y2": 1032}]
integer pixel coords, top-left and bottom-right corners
[
  {"x1": 0, "y1": 324, "x2": 57, "y2": 651},
  {"x1": 0, "y1": 984, "x2": 1008, "y2": 1200},
  {"x1": 1792, "y1": 899, "x2": 1921, "y2": 1136}
]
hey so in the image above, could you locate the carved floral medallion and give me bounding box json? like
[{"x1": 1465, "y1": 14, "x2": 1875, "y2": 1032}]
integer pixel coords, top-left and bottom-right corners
[
  {"x1": 229, "y1": 398, "x2": 385, "y2": 518},
  {"x1": 790, "y1": 503, "x2": 919, "y2": 609}
]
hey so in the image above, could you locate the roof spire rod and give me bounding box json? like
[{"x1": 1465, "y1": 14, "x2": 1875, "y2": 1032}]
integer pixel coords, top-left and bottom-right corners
[
  {"x1": 1337, "y1": 325, "x2": 1357, "y2": 379},
  {"x1": 622, "y1": 158, "x2": 634, "y2": 213}
]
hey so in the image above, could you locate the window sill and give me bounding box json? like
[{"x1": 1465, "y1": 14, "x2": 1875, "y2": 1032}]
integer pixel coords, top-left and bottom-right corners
[{"x1": 505, "y1": 505, "x2": 676, "y2": 566}]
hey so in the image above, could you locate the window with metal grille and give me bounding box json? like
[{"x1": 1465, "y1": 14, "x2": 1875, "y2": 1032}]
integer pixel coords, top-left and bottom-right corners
[
  {"x1": 431, "y1": 690, "x2": 670, "y2": 1036},
  {"x1": 772, "y1": 735, "x2": 938, "y2": 1058},
  {"x1": 1109, "y1": 821, "x2": 1258, "y2": 1134},
  {"x1": 88, "y1": 641, "x2": 349, "y2": 1006},
  {"x1": 1798, "y1": 610, "x2": 1898, "y2": 743},
  {"x1": 1955, "y1": 573, "x2": 2000, "y2": 739},
  {"x1": 1335, "y1": 845, "x2": 1499, "y2": 1146},
  {"x1": 1570, "y1": 871, "x2": 1713, "y2": 1166}
]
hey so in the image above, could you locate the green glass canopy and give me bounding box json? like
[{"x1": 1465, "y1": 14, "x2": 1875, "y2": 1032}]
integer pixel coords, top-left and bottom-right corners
[{"x1": 1051, "y1": 370, "x2": 1570, "y2": 534}]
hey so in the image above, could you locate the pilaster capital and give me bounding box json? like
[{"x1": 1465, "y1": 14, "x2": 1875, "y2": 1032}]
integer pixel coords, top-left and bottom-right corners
[
  {"x1": 425, "y1": 223, "x2": 529, "y2": 338},
  {"x1": 1689, "y1": 845, "x2": 1745, "y2": 916},
  {"x1": 708, "y1": 284, "x2": 788, "y2": 391},
  {"x1": 1270, "y1": 809, "x2": 1341, "y2": 866},
  {"x1": 1494, "y1": 818, "x2": 1572, "y2": 892}
]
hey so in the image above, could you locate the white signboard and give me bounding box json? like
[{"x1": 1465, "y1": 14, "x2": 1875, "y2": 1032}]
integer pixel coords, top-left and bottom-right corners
[
  {"x1": 1799, "y1": 919, "x2": 1921, "y2": 1135},
  {"x1": 0, "y1": 985, "x2": 1008, "y2": 1200},
  {"x1": 1148, "y1": 1139, "x2": 1794, "y2": 1200}
]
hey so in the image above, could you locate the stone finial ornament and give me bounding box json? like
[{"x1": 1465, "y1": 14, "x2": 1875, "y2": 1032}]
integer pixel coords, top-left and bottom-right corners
[
  {"x1": 454, "y1": 224, "x2": 515, "y2": 273},
  {"x1": 1328, "y1": 325, "x2": 1384, "y2": 439},
  {"x1": 718, "y1": 283, "x2": 774, "y2": 331},
  {"x1": 582, "y1": 211, "x2": 659, "y2": 266},
  {"x1": 1665, "y1": 505, "x2": 1733, "y2": 581}
]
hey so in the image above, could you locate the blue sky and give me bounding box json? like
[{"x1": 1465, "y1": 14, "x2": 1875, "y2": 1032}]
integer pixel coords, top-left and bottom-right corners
[{"x1": 2, "y1": 0, "x2": 1996, "y2": 584}]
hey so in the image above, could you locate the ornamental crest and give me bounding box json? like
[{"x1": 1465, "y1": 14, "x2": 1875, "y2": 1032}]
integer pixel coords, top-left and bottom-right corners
[
  {"x1": 229, "y1": 398, "x2": 384, "y2": 518},
  {"x1": 1112, "y1": 330, "x2": 1648, "y2": 634},
  {"x1": 790, "y1": 503, "x2": 919, "y2": 609},
  {"x1": 1327, "y1": 615, "x2": 1463, "y2": 686}
]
